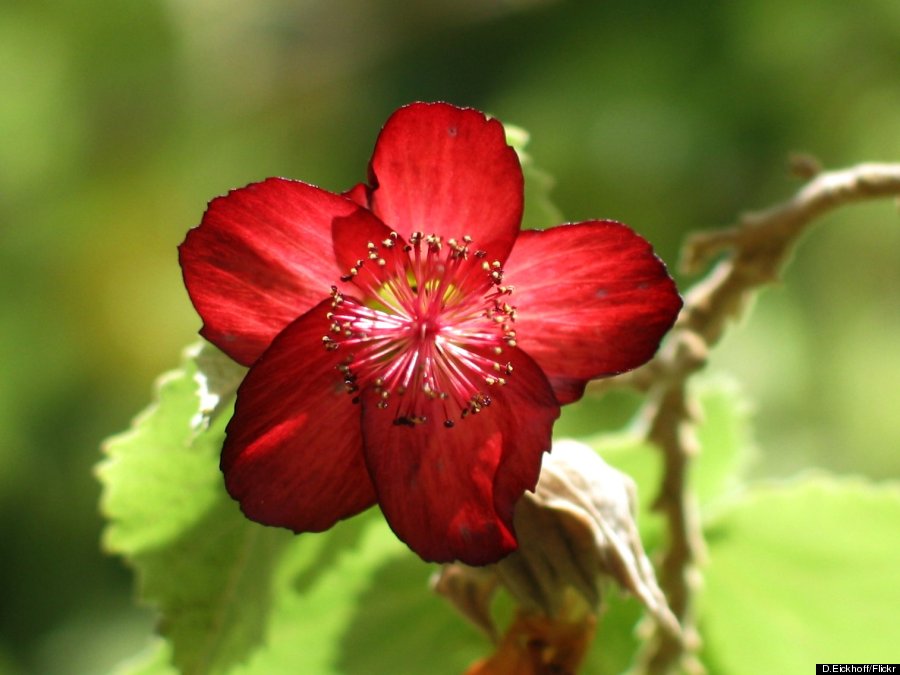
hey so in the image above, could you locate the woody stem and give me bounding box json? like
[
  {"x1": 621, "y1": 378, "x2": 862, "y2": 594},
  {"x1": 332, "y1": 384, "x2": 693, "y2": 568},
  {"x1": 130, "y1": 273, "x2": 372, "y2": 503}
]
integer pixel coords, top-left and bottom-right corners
[{"x1": 591, "y1": 161, "x2": 900, "y2": 674}]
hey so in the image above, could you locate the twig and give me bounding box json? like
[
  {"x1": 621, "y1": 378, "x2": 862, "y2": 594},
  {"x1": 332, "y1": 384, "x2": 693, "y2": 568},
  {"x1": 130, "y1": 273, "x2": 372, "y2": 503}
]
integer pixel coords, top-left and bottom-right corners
[{"x1": 593, "y1": 162, "x2": 900, "y2": 674}]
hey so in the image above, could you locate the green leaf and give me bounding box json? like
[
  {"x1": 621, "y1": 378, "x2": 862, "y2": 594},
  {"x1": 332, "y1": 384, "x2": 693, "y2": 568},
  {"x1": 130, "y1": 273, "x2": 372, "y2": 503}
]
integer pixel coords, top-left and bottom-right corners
[
  {"x1": 98, "y1": 344, "x2": 288, "y2": 675},
  {"x1": 588, "y1": 433, "x2": 663, "y2": 535},
  {"x1": 691, "y1": 374, "x2": 755, "y2": 507},
  {"x1": 99, "y1": 347, "x2": 226, "y2": 553},
  {"x1": 581, "y1": 590, "x2": 645, "y2": 674},
  {"x1": 568, "y1": 376, "x2": 755, "y2": 670},
  {"x1": 577, "y1": 374, "x2": 755, "y2": 521},
  {"x1": 701, "y1": 476, "x2": 900, "y2": 673},
  {"x1": 505, "y1": 124, "x2": 564, "y2": 231},
  {"x1": 109, "y1": 641, "x2": 176, "y2": 675},
  {"x1": 192, "y1": 342, "x2": 247, "y2": 429},
  {"x1": 102, "y1": 346, "x2": 491, "y2": 675},
  {"x1": 102, "y1": 354, "x2": 760, "y2": 675},
  {"x1": 228, "y1": 515, "x2": 487, "y2": 675}
]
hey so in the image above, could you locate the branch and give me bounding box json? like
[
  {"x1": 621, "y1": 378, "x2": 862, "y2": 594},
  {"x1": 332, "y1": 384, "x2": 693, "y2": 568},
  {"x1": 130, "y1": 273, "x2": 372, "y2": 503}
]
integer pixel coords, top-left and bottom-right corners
[
  {"x1": 594, "y1": 162, "x2": 900, "y2": 398},
  {"x1": 604, "y1": 162, "x2": 900, "y2": 674},
  {"x1": 682, "y1": 162, "x2": 900, "y2": 275}
]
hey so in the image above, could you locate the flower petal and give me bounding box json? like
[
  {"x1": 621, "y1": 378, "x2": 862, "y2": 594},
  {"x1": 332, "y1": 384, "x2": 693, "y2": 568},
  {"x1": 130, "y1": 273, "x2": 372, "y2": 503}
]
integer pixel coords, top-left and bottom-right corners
[
  {"x1": 367, "y1": 102, "x2": 523, "y2": 263},
  {"x1": 330, "y1": 206, "x2": 398, "y2": 277},
  {"x1": 179, "y1": 178, "x2": 358, "y2": 366},
  {"x1": 222, "y1": 299, "x2": 376, "y2": 532},
  {"x1": 342, "y1": 182, "x2": 371, "y2": 207},
  {"x1": 504, "y1": 221, "x2": 682, "y2": 404},
  {"x1": 360, "y1": 347, "x2": 560, "y2": 565}
]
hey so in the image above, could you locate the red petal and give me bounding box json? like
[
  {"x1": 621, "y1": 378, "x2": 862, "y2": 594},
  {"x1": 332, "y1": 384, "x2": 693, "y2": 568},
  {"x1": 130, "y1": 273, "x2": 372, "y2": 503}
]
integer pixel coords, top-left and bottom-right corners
[
  {"x1": 222, "y1": 299, "x2": 376, "y2": 532},
  {"x1": 504, "y1": 221, "x2": 682, "y2": 404},
  {"x1": 330, "y1": 207, "x2": 399, "y2": 277},
  {"x1": 360, "y1": 347, "x2": 560, "y2": 565},
  {"x1": 367, "y1": 102, "x2": 523, "y2": 263},
  {"x1": 179, "y1": 178, "x2": 357, "y2": 366},
  {"x1": 343, "y1": 182, "x2": 371, "y2": 207}
]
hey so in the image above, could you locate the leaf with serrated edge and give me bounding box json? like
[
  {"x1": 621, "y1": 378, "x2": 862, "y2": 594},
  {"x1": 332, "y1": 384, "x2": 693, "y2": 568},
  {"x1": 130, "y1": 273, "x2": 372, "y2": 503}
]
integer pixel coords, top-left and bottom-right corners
[
  {"x1": 191, "y1": 342, "x2": 247, "y2": 431},
  {"x1": 701, "y1": 476, "x2": 900, "y2": 672},
  {"x1": 102, "y1": 346, "x2": 490, "y2": 675},
  {"x1": 99, "y1": 345, "x2": 288, "y2": 675},
  {"x1": 221, "y1": 514, "x2": 487, "y2": 675},
  {"x1": 565, "y1": 375, "x2": 754, "y2": 670}
]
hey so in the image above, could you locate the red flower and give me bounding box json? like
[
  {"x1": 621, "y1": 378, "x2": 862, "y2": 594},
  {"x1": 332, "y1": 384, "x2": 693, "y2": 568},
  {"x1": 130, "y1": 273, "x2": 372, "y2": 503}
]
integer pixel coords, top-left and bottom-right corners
[{"x1": 179, "y1": 102, "x2": 681, "y2": 565}]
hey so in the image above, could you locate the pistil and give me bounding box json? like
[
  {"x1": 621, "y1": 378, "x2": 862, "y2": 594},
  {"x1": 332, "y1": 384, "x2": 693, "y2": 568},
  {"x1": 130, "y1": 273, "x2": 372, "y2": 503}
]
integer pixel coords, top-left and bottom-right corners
[{"x1": 323, "y1": 230, "x2": 517, "y2": 427}]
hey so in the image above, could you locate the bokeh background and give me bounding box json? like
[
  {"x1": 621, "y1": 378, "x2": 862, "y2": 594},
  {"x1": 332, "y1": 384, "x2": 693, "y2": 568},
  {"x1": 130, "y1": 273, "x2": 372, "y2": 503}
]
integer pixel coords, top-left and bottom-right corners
[{"x1": 1, "y1": 0, "x2": 898, "y2": 673}]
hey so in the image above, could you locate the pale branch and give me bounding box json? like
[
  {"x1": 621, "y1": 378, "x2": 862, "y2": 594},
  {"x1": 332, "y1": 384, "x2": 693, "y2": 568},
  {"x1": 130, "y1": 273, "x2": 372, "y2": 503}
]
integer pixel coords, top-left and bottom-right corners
[
  {"x1": 592, "y1": 161, "x2": 900, "y2": 397},
  {"x1": 682, "y1": 162, "x2": 900, "y2": 275},
  {"x1": 597, "y1": 162, "x2": 900, "y2": 675}
]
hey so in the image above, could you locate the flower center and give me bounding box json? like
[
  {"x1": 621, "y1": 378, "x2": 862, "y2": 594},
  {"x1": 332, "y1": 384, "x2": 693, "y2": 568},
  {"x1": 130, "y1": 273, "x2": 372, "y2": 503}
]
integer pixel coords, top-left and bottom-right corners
[{"x1": 322, "y1": 231, "x2": 517, "y2": 428}]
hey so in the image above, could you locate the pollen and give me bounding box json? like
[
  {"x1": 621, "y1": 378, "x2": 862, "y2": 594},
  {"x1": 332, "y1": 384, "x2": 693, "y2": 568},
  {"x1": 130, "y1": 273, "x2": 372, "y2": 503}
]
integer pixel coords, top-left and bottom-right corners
[{"x1": 322, "y1": 231, "x2": 518, "y2": 427}]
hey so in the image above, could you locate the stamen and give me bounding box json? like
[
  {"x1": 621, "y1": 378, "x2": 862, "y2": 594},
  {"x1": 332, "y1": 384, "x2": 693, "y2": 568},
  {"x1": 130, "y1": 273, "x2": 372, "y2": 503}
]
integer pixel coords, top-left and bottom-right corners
[{"x1": 322, "y1": 231, "x2": 517, "y2": 426}]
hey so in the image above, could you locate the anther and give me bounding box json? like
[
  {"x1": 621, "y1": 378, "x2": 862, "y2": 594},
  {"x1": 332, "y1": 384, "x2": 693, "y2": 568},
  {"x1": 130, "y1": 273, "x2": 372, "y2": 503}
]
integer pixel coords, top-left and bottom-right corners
[{"x1": 324, "y1": 226, "x2": 520, "y2": 426}]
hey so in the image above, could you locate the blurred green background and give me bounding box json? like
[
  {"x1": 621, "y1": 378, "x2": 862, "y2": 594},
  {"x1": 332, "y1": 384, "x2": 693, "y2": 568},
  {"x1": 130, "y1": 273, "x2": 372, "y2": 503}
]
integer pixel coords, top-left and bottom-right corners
[{"x1": 1, "y1": 0, "x2": 898, "y2": 672}]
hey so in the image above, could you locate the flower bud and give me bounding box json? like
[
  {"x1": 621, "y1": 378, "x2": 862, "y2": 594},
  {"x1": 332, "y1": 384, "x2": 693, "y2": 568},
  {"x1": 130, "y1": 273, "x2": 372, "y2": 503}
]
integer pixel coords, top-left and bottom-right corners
[
  {"x1": 498, "y1": 439, "x2": 679, "y2": 635},
  {"x1": 434, "y1": 439, "x2": 679, "y2": 638}
]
